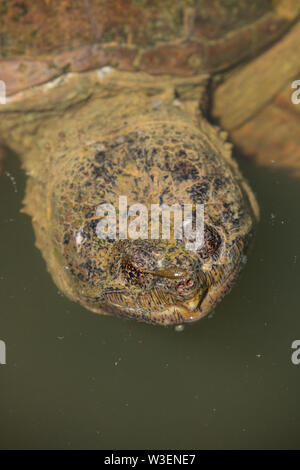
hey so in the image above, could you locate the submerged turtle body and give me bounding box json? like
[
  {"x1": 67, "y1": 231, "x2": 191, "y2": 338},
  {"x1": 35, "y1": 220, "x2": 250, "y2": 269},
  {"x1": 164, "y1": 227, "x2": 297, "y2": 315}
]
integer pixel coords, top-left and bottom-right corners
[{"x1": 0, "y1": 1, "x2": 300, "y2": 325}]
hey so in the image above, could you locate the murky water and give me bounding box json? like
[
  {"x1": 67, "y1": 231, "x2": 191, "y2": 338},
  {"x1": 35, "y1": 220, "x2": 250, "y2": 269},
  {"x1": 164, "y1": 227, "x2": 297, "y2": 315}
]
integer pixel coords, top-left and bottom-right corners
[{"x1": 0, "y1": 151, "x2": 299, "y2": 449}]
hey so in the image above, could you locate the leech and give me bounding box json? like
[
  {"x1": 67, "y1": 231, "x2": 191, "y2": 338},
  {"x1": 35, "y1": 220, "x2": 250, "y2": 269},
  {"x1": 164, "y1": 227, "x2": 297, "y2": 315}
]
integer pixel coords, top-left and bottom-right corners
[{"x1": 144, "y1": 267, "x2": 188, "y2": 279}]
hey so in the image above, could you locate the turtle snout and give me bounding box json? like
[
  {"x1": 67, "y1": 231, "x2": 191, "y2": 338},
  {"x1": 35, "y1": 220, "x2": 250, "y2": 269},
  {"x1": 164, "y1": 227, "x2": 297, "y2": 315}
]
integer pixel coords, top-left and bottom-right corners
[{"x1": 116, "y1": 253, "x2": 201, "y2": 298}]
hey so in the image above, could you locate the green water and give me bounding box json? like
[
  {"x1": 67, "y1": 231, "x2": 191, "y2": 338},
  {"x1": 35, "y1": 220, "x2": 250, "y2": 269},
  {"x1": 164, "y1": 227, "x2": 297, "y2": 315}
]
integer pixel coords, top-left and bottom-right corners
[{"x1": 0, "y1": 152, "x2": 299, "y2": 449}]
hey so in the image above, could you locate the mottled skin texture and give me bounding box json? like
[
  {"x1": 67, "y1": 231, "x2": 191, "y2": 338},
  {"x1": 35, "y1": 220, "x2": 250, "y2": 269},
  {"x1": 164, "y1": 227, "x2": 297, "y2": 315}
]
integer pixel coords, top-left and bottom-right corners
[{"x1": 0, "y1": 0, "x2": 299, "y2": 324}]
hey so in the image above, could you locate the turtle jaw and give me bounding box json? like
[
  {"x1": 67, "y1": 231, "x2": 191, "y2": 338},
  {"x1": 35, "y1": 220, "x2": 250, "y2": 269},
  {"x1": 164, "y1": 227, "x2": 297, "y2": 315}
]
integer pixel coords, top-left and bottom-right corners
[{"x1": 94, "y1": 284, "x2": 208, "y2": 326}]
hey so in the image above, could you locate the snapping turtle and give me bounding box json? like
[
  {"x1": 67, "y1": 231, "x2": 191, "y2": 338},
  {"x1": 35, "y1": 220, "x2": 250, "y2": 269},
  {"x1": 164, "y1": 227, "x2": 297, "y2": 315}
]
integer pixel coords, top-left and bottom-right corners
[{"x1": 0, "y1": 0, "x2": 300, "y2": 325}]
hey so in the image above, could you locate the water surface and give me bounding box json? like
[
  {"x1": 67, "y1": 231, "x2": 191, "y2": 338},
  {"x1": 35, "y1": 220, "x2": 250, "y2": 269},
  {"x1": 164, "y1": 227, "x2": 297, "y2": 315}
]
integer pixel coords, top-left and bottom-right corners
[{"x1": 0, "y1": 151, "x2": 299, "y2": 449}]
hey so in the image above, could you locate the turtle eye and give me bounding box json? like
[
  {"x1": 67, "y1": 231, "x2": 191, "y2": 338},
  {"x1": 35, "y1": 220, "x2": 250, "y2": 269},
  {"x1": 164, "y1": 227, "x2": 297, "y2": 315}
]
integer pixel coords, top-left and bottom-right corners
[
  {"x1": 198, "y1": 225, "x2": 221, "y2": 259},
  {"x1": 120, "y1": 257, "x2": 146, "y2": 285}
]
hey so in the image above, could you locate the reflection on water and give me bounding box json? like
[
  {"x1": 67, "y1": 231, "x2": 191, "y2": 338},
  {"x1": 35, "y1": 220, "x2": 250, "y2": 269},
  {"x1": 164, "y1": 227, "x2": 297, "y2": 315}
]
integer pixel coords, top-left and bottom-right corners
[{"x1": 0, "y1": 151, "x2": 299, "y2": 449}]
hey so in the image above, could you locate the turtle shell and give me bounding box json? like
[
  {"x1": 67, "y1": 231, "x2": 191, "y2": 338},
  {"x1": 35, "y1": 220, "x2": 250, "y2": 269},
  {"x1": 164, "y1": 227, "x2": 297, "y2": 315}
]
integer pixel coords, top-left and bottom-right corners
[{"x1": 0, "y1": 0, "x2": 299, "y2": 96}]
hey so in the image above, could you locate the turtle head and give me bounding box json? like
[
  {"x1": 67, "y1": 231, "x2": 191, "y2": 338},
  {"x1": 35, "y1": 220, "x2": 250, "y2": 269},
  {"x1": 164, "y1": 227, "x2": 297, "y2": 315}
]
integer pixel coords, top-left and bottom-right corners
[{"x1": 30, "y1": 119, "x2": 257, "y2": 325}]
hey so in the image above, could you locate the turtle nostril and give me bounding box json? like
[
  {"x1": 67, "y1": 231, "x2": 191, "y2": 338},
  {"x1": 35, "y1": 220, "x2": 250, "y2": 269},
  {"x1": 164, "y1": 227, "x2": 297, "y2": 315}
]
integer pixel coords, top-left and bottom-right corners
[{"x1": 175, "y1": 278, "x2": 195, "y2": 294}]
